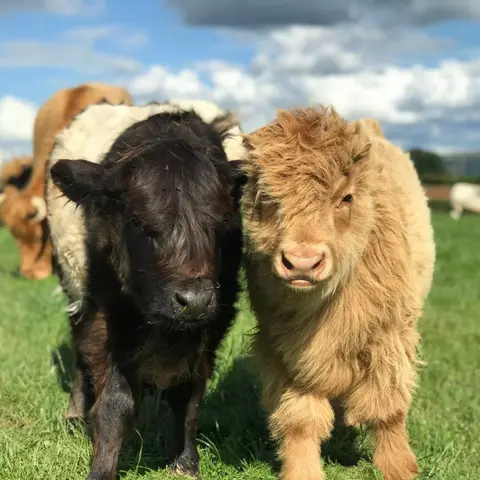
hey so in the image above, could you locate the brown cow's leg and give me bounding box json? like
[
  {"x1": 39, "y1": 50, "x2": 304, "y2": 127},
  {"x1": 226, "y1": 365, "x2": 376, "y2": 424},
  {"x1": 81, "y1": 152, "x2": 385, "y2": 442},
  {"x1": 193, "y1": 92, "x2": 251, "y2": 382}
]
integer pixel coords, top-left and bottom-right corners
[
  {"x1": 86, "y1": 365, "x2": 137, "y2": 480},
  {"x1": 164, "y1": 356, "x2": 212, "y2": 479}
]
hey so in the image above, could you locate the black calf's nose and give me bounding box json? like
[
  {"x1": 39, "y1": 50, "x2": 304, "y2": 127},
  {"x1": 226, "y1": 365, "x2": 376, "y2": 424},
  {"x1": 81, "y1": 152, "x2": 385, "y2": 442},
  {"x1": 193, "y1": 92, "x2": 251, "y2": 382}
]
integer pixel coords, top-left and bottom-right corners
[{"x1": 174, "y1": 284, "x2": 213, "y2": 318}]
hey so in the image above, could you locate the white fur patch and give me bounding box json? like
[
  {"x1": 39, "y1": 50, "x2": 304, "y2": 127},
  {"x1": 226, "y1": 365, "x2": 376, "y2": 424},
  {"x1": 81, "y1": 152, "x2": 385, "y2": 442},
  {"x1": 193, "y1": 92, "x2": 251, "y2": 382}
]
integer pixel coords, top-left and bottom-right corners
[
  {"x1": 46, "y1": 100, "x2": 246, "y2": 306},
  {"x1": 167, "y1": 99, "x2": 246, "y2": 160}
]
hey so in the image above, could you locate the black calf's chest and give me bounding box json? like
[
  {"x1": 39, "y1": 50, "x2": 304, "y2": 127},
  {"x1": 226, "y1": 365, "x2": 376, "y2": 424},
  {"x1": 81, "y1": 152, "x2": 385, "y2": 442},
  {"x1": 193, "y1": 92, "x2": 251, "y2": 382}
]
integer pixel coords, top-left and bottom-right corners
[{"x1": 128, "y1": 332, "x2": 207, "y2": 390}]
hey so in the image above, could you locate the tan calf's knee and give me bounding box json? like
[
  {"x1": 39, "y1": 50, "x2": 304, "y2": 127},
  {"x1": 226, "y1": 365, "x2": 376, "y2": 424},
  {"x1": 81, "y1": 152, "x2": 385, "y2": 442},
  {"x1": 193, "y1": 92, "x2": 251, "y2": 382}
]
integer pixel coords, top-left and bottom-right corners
[
  {"x1": 269, "y1": 390, "x2": 334, "y2": 480},
  {"x1": 344, "y1": 373, "x2": 413, "y2": 427}
]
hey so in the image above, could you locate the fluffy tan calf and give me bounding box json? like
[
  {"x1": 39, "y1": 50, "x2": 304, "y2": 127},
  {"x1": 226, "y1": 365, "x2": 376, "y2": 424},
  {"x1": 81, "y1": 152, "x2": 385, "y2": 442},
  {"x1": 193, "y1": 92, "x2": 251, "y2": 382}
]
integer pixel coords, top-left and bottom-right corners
[{"x1": 240, "y1": 106, "x2": 436, "y2": 480}]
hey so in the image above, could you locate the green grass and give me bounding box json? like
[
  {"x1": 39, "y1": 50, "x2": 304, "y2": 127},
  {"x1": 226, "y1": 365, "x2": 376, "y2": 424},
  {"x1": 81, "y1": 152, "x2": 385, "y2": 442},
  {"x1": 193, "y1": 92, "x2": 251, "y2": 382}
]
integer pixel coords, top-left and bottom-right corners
[{"x1": 0, "y1": 212, "x2": 479, "y2": 479}]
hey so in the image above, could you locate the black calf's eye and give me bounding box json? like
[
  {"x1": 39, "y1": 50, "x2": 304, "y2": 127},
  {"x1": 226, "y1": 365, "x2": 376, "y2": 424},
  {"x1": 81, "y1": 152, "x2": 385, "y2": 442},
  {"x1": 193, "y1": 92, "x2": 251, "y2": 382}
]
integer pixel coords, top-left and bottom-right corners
[{"x1": 342, "y1": 194, "x2": 353, "y2": 203}]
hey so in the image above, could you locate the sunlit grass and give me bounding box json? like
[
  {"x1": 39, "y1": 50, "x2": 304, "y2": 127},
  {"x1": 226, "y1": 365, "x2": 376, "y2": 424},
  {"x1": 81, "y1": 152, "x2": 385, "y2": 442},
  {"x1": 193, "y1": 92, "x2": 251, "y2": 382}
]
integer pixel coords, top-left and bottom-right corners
[{"x1": 0, "y1": 212, "x2": 478, "y2": 479}]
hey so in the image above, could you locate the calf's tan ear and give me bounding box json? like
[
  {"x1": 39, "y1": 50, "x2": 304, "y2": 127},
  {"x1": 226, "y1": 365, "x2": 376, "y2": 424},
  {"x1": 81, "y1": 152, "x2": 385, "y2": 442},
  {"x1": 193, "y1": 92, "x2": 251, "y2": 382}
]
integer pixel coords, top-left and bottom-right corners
[
  {"x1": 30, "y1": 196, "x2": 47, "y2": 223},
  {"x1": 348, "y1": 121, "x2": 373, "y2": 164}
]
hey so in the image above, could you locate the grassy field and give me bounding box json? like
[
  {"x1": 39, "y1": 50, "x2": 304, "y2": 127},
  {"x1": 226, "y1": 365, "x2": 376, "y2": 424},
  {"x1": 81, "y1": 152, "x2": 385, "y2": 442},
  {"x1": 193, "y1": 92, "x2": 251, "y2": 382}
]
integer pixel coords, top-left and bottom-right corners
[{"x1": 0, "y1": 211, "x2": 479, "y2": 479}]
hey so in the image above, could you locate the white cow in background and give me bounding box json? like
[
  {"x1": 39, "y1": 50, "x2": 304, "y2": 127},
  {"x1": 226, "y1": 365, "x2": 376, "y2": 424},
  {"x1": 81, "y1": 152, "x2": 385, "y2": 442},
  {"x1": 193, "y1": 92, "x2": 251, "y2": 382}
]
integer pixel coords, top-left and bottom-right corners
[{"x1": 450, "y1": 182, "x2": 480, "y2": 220}]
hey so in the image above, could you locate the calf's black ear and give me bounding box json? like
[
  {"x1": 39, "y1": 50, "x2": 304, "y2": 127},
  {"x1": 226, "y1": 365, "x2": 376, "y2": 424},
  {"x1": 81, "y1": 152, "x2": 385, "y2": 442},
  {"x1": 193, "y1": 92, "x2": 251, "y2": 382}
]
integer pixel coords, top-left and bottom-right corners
[{"x1": 51, "y1": 159, "x2": 106, "y2": 205}]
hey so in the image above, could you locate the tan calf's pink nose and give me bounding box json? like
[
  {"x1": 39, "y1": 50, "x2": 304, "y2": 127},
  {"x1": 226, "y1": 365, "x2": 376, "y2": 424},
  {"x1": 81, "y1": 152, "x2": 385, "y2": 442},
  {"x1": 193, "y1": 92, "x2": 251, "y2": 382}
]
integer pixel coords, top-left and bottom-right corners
[{"x1": 281, "y1": 249, "x2": 325, "y2": 273}]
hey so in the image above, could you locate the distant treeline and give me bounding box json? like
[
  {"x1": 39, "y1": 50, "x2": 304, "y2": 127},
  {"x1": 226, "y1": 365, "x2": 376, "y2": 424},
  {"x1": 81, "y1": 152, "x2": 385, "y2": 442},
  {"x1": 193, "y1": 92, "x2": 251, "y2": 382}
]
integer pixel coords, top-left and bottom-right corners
[{"x1": 408, "y1": 148, "x2": 480, "y2": 185}]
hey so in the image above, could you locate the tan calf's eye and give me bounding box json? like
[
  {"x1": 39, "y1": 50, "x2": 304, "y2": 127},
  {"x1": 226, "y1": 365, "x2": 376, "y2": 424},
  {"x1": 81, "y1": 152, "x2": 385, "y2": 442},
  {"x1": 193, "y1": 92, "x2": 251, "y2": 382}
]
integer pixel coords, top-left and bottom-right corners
[{"x1": 342, "y1": 194, "x2": 353, "y2": 203}]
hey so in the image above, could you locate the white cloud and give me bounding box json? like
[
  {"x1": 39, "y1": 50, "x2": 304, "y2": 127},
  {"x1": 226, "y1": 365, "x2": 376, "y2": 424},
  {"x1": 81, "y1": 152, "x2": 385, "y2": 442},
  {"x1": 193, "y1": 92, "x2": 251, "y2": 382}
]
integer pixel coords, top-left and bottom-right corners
[
  {"x1": 64, "y1": 25, "x2": 148, "y2": 50},
  {"x1": 399, "y1": 60, "x2": 480, "y2": 111},
  {"x1": 0, "y1": 96, "x2": 37, "y2": 142},
  {"x1": 128, "y1": 65, "x2": 207, "y2": 99},
  {"x1": 0, "y1": 40, "x2": 140, "y2": 74},
  {"x1": 128, "y1": 62, "x2": 287, "y2": 132},
  {"x1": 2, "y1": 0, "x2": 476, "y2": 155},
  {"x1": 127, "y1": 24, "x2": 480, "y2": 150},
  {"x1": 0, "y1": 25, "x2": 146, "y2": 74},
  {"x1": 0, "y1": 0, "x2": 105, "y2": 15},
  {"x1": 0, "y1": 96, "x2": 36, "y2": 164},
  {"x1": 163, "y1": 0, "x2": 480, "y2": 152},
  {"x1": 250, "y1": 25, "x2": 451, "y2": 75},
  {"x1": 0, "y1": 22, "x2": 147, "y2": 156}
]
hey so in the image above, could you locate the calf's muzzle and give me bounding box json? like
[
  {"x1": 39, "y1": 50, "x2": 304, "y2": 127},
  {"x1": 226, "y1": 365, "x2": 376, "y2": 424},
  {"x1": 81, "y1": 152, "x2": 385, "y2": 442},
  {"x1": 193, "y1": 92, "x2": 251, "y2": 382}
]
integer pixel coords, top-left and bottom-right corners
[{"x1": 173, "y1": 277, "x2": 214, "y2": 319}]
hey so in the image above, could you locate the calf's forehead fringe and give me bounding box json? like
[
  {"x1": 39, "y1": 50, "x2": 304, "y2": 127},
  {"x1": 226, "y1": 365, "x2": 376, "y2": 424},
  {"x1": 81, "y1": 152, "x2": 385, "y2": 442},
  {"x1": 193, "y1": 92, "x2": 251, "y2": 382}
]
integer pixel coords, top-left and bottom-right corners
[{"x1": 241, "y1": 105, "x2": 373, "y2": 193}]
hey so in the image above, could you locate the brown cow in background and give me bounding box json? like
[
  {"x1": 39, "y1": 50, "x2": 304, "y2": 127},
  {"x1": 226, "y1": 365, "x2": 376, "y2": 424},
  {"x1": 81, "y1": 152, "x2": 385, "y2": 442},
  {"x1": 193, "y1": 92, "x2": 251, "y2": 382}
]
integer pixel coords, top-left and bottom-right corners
[
  {"x1": 0, "y1": 155, "x2": 33, "y2": 227},
  {"x1": 0, "y1": 82, "x2": 133, "y2": 279}
]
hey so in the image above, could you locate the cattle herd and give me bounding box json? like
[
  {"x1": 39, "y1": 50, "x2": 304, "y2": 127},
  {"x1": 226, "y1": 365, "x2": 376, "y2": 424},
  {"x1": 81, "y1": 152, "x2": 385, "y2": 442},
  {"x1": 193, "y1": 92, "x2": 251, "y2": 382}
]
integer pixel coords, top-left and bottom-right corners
[{"x1": 0, "y1": 81, "x2": 446, "y2": 480}]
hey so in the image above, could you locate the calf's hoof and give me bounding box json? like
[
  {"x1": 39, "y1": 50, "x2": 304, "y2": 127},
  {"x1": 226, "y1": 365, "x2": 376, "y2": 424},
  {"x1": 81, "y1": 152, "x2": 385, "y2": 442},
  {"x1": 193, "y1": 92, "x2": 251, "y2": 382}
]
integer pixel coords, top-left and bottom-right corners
[
  {"x1": 86, "y1": 472, "x2": 115, "y2": 480},
  {"x1": 374, "y1": 449, "x2": 419, "y2": 480},
  {"x1": 279, "y1": 466, "x2": 325, "y2": 480},
  {"x1": 22, "y1": 267, "x2": 51, "y2": 280},
  {"x1": 65, "y1": 407, "x2": 84, "y2": 422},
  {"x1": 168, "y1": 454, "x2": 200, "y2": 479},
  {"x1": 280, "y1": 473, "x2": 325, "y2": 480},
  {"x1": 65, "y1": 397, "x2": 87, "y2": 422}
]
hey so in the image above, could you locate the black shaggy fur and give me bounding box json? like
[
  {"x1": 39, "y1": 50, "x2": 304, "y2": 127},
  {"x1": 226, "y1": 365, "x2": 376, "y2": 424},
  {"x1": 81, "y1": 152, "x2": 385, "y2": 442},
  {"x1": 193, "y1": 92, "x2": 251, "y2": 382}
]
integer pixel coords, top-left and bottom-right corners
[{"x1": 50, "y1": 108, "x2": 247, "y2": 480}]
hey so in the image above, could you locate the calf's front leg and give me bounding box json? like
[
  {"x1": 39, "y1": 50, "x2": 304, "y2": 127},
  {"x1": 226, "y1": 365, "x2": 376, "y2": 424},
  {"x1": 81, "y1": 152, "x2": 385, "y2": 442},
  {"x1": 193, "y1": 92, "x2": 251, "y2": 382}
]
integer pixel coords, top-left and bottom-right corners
[
  {"x1": 164, "y1": 356, "x2": 212, "y2": 479},
  {"x1": 65, "y1": 363, "x2": 94, "y2": 421},
  {"x1": 66, "y1": 310, "x2": 95, "y2": 422},
  {"x1": 372, "y1": 413, "x2": 418, "y2": 480},
  {"x1": 268, "y1": 387, "x2": 334, "y2": 480},
  {"x1": 87, "y1": 365, "x2": 137, "y2": 480},
  {"x1": 344, "y1": 362, "x2": 418, "y2": 480}
]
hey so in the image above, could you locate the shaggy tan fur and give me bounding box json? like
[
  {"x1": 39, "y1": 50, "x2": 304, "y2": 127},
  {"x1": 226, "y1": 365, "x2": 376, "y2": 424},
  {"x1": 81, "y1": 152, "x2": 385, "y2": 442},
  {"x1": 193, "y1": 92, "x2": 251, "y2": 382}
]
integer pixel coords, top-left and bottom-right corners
[
  {"x1": 0, "y1": 82, "x2": 132, "y2": 279},
  {"x1": 240, "y1": 105, "x2": 436, "y2": 480}
]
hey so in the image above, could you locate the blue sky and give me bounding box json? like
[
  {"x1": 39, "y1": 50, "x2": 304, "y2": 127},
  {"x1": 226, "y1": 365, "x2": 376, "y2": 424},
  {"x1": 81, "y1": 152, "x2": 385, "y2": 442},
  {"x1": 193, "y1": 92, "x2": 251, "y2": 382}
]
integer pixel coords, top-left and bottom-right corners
[
  {"x1": 1, "y1": 0, "x2": 480, "y2": 161},
  {"x1": 0, "y1": 0, "x2": 261, "y2": 104}
]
